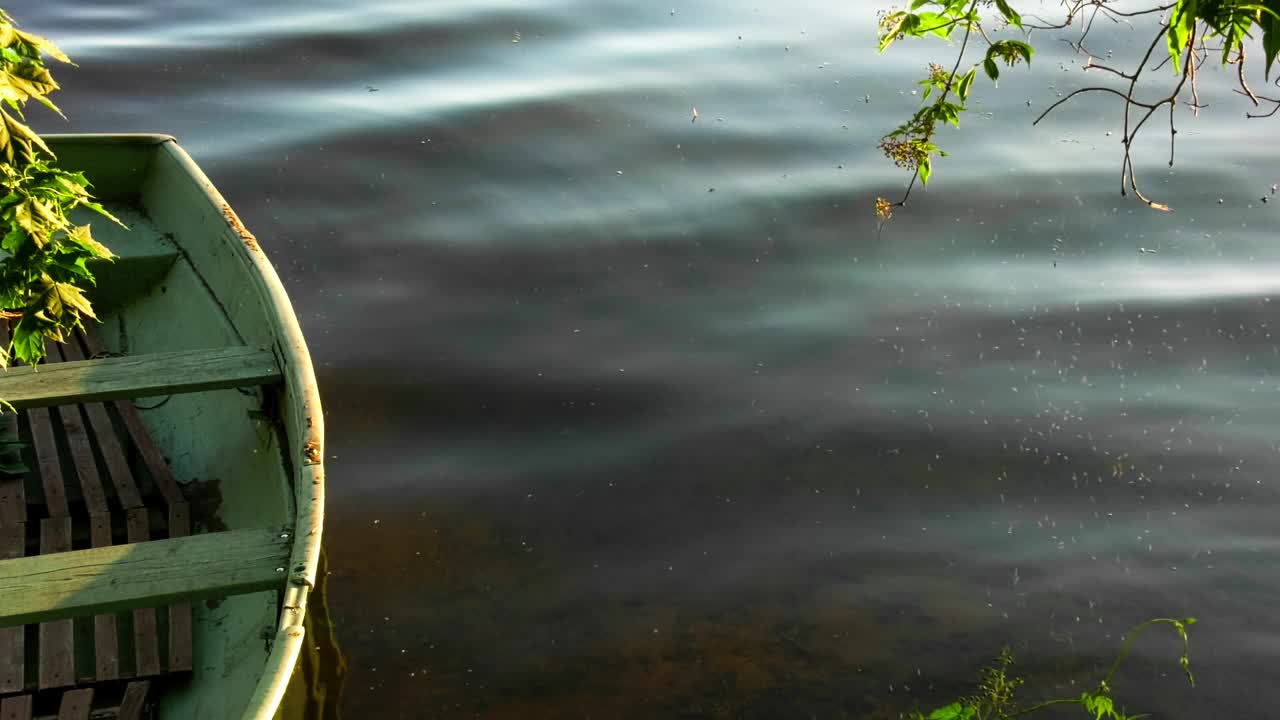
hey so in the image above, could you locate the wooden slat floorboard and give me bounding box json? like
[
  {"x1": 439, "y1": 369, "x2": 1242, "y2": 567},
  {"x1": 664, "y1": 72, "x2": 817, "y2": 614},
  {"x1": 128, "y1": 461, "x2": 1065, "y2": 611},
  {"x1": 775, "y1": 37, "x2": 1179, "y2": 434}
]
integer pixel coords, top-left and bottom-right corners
[
  {"x1": 0, "y1": 328, "x2": 19, "y2": 529},
  {"x1": 55, "y1": 688, "x2": 91, "y2": 720},
  {"x1": 0, "y1": 364, "x2": 21, "y2": 695},
  {"x1": 63, "y1": 334, "x2": 192, "y2": 674},
  {"x1": 57, "y1": 340, "x2": 142, "y2": 510},
  {"x1": 88, "y1": 515, "x2": 118, "y2": 684},
  {"x1": 30, "y1": 384, "x2": 74, "y2": 693},
  {"x1": 79, "y1": 403, "x2": 144, "y2": 510},
  {"x1": 0, "y1": 376, "x2": 24, "y2": 694},
  {"x1": 115, "y1": 406, "x2": 183, "y2": 507},
  {"x1": 40, "y1": 343, "x2": 125, "y2": 686},
  {"x1": 77, "y1": 332, "x2": 186, "y2": 508},
  {"x1": 36, "y1": 519, "x2": 73, "y2": 691},
  {"x1": 165, "y1": 504, "x2": 192, "y2": 673},
  {"x1": 0, "y1": 524, "x2": 23, "y2": 694},
  {"x1": 0, "y1": 458, "x2": 21, "y2": 527},
  {"x1": 117, "y1": 681, "x2": 149, "y2": 720},
  {"x1": 52, "y1": 404, "x2": 108, "y2": 516},
  {"x1": 0, "y1": 694, "x2": 31, "y2": 720},
  {"x1": 0, "y1": 347, "x2": 280, "y2": 410},
  {"x1": 26, "y1": 410, "x2": 66, "y2": 518},
  {"x1": 124, "y1": 511, "x2": 159, "y2": 679}
]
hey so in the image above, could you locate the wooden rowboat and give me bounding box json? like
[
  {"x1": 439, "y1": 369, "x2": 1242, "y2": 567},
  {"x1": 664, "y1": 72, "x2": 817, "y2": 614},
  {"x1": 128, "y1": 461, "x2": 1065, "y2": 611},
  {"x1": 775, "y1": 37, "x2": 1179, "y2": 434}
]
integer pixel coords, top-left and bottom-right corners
[{"x1": 0, "y1": 134, "x2": 325, "y2": 719}]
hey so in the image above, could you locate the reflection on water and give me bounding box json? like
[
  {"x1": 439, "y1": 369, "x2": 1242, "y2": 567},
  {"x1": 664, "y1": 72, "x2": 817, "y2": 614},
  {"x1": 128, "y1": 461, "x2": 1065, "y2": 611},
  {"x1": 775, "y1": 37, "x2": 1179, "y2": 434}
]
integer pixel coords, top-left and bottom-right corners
[
  {"x1": 279, "y1": 551, "x2": 347, "y2": 719},
  {"x1": 25, "y1": 0, "x2": 1280, "y2": 717}
]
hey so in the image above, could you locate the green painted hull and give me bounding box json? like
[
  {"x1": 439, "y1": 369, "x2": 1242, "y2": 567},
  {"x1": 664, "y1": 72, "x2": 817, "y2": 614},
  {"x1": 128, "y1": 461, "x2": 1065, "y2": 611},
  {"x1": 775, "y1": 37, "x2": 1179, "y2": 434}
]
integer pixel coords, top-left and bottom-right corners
[{"x1": 41, "y1": 134, "x2": 326, "y2": 720}]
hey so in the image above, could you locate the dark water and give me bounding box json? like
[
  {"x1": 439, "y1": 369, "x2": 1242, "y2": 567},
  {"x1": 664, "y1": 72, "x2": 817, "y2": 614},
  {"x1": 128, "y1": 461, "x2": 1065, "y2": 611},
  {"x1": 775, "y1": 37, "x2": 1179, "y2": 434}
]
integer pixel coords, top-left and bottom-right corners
[{"x1": 26, "y1": 1, "x2": 1280, "y2": 717}]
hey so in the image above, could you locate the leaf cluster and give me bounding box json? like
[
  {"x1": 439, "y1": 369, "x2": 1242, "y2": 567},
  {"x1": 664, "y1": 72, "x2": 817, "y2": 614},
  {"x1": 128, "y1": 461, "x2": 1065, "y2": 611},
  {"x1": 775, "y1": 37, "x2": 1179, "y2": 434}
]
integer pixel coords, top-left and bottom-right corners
[
  {"x1": 875, "y1": 0, "x2": 1034, "y2": 224},
  {"x1": 876, "y1": 0, "x2": 1280, "y2": 219},
  {"x1": 0, "y1": 9, "x2": 117, "y2": 367},
  {"x1": 1170, "y1": 0, "x2": 1280, "y2": 73},
  {"x1": 906, "y1": 617, "x2": 1197, "y2": 720}
]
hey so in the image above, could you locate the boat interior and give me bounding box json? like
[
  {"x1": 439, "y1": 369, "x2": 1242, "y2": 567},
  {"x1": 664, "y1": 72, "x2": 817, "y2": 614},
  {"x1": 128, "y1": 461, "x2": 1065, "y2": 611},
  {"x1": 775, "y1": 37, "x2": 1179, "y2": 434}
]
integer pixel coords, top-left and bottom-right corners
[{"x1": 0, "y1": 136, "x2": 323, "y2": 719}]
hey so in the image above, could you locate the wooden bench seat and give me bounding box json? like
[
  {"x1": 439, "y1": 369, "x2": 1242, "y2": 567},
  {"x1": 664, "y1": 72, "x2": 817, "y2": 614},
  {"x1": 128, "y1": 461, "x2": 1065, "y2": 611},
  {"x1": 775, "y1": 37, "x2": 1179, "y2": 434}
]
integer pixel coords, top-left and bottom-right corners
[
  {"x1": 0, "y1": 527, "x2": 292, "y2": 627},
  {"x1": 0, "y1": 345, "x2": 280, "y2": 410}
]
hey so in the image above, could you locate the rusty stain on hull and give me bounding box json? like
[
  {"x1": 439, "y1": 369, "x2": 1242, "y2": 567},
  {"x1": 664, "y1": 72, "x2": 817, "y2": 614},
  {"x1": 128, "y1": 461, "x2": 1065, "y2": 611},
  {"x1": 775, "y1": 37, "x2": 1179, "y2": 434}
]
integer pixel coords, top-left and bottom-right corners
[{"x1": 222, "y1": 203, "x2": 260, "y2": 252}]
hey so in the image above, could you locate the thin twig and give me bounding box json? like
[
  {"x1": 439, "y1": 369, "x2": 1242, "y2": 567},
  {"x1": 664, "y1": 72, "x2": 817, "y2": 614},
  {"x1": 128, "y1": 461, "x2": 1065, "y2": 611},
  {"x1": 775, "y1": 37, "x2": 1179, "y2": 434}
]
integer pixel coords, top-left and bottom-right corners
[
  {"x1": 1236, "y1": 49, "x2": 1259, "y2": 106},
  {"x1": 1032, "y1": 86, "x2": 1158, "y2": 125}
]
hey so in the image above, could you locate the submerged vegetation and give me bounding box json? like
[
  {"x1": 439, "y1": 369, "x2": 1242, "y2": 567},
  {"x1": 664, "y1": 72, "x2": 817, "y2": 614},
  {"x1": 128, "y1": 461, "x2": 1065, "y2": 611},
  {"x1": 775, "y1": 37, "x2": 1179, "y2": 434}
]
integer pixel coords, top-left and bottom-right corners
[
  {"x1": 910, "y1": 617, "x2": 1197, "y2": 720},
  {"x1": 0, "y1": 8, "x2": 117, "y2": 367},
  {"x1": 875, "y1": 0, "x2": 1280, "y2": 222}
]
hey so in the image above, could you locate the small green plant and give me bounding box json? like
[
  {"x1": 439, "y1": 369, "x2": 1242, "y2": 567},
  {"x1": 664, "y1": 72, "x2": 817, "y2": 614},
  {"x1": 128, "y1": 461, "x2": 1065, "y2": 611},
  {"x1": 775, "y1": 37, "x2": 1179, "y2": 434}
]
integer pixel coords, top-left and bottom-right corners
[
  {"x1": 909, "y1": 617, "x2": 1196, "y2": 720},
  {"x1": 0, "y1": 8, "x2": 118, "y2": 367}
]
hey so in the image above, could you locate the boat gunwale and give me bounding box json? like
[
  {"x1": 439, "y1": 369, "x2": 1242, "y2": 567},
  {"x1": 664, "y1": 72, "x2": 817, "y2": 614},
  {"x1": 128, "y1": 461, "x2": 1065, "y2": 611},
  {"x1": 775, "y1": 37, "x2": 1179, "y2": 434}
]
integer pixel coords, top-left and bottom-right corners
[{"x1": 41, "y1": 133, "x2": 325, "y2": 720}]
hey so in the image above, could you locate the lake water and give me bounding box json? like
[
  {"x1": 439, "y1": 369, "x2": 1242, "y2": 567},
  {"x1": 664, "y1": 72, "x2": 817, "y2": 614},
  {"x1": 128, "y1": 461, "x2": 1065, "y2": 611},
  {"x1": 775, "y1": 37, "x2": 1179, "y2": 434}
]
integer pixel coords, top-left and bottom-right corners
[{"x1": 25, "y1": 1, "x2": 1280, "y2": 717}]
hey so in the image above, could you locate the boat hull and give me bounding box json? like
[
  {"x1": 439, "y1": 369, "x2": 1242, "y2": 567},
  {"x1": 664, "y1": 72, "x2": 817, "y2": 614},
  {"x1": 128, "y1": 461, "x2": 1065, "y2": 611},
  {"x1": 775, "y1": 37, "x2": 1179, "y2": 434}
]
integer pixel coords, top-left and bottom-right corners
[{"x1": 41, "y1": 134, "x2": 326, "y2": 720}]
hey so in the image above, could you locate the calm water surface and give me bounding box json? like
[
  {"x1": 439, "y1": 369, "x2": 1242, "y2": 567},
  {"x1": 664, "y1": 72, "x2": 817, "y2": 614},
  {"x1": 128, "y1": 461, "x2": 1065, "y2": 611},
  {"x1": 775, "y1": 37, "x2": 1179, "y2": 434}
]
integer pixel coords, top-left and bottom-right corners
[{"x1": 26, "y1": 1, "x2": 1280, "y2": 717}]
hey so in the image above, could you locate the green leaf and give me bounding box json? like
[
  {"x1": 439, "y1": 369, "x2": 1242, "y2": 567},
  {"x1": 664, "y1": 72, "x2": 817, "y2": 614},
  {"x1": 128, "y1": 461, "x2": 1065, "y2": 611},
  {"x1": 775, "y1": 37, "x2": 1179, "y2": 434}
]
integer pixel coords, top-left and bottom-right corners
[
  {"x1": 1217, "y1": 18, "x2": 1241, "y2": 65},
  {"x1": 43, "y1": 279, "x2": 96, "y2": 321},
  {"x1": 49, "y1": 257, "x2": 92, "y2": 282},
  {"x1": 13, "y1": 28, "x2": 72, "y2": 65},
  {"x1": 915, "y1": 11, "x2": 954, "y2": 38},
  {"x1": 925, "y1": 702, "x2": 966, "y2": 720},
  {"x1": 1167, "y1": 0, "x2": 1197, "y2": 74},
  {"x1": 956, "y1": 67, "x2": 976, "y2": 102},
  {"x1": 64, "y1": 225, "x2": 113, "y2": 259},
  {"x1": 2, "y1": 110, "x2": 50, "y2": 160},
  {"x1": 983, "y1": 57, "x2": 1000, "y2": 82},
  {"x1": 1082, "y1": 691, "x2": 1116, "y2": 720},
  {"x1": 930, "y1": 102, "x2": 962, "y2": 127},
  {"x1": 80, "y1": 200, "x2": 124, "y2": 227},
  {"x1": 29, "y1": 92, "x2": 62, "y2": 118},
  {"x1": 0, "y1": 439, "x2": 26, "y2": 473},
  {"x1": 54, "y1": 169, "x2": 89, "y2": 189},
  {"x1": 7, "y1": 63, "x2": 59, "y2": 101},
  {"x1": 919, "y1": 155, "x2": 932, "y2": 185},
  {"x1": 11, "y1": 198, "x2": 34, "y2": 235},
  {"x1": 994, "y1": 0, "x2": 1022, "y2": 27},
  {"x1": 901, "y1": 13, "x2": 923, "y2": 36},
  {"x1": 1, "y1": 225, "x2": 24, "y2": 253},
  {"x1": 28, "y1": 197, "x2": 60, "y2": 227},
  {"x1": 1264, "y1": 0, "x2": 1280, "y2": 79},
  {"x1": 1007, "y1": 40, "x2": 1034, "y2": 65},
  {"x1": 8, "y1": 314, "x2": 43, "y2": 366},
  {"x1": 878, "y1": 11, "x2": 909, "y2": 52}
]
